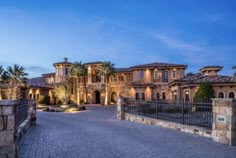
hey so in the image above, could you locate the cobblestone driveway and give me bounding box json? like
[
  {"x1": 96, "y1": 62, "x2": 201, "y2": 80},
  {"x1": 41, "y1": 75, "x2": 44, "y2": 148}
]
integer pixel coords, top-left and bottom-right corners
[{"x1": 19, "y1": 105, "x2": 236, "y2": 158}]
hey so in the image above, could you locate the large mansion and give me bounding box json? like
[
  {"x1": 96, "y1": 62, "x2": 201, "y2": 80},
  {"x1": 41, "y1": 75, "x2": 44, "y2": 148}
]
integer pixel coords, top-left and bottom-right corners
[{"x1": 24, "y1": 58, "x2": 236, "y2": 105}]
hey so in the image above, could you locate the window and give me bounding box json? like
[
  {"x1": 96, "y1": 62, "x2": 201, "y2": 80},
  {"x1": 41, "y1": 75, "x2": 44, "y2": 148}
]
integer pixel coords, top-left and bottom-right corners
[
  {"x1": 185, "y1": 91, "x2": 189, "y2": 102},
  {"x1": 118, "y1": 76, "x2": 124, "y2": 82},
  {"x1": 154, "y1": 70, "x2": 158, "y2": 79},
  {"x1": 59, "y1": 67, "x2": 63, "y2": 76},
  {"x1": 96, "y1": 72, "x2": 101, "y2": 82},
  {"x1": 162, "y1": 71, "x2": 168, "y2": 82},
  {"x1": 36, "y1": 94, "x2": 39, "y2": 100},
  {"x1": 162, "y1": 93, "x2": 166, "y2": 100},
  {"x1": 65, "y1": 67, "x2": 68, "y2": 75},
  {"x1": 156, "y1": 93, "x2": 160, "y2": 100},
  {"x1": 173, "y1": 71, "x2": 176, "y2": 78},
  {"x1": 112, "y1": 76, "x2": 117, "y2": 82},
  {"x1": 173, "y1": 91, "x2": 177, "y2": 100},
  {"x1": 218, "y1": 92, "x2": 224, "y2": 98},
  {"x1": 229, "y1": 92, "x2": 235, "y2": 98},
  {"x1": 140, "y1": 71, "x2": 144, "y2": 80},
  {"x1": 135, "y1": 93, "x2": 139, "y2": 100},
  {"x1": 142, "y1": 93, "x2": 145, "y2": 100}
]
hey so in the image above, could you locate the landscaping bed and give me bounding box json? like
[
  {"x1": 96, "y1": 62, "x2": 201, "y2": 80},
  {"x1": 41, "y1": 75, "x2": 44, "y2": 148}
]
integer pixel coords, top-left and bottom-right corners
[{"x1": 37, "y1": 104, "x2": 86, "y2": 112}]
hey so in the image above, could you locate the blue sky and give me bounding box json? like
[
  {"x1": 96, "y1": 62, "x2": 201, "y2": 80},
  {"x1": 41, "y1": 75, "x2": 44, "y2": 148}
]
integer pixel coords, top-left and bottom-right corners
[{"x1": 0, "y1": 0, "x2": 235, "y2": 77}]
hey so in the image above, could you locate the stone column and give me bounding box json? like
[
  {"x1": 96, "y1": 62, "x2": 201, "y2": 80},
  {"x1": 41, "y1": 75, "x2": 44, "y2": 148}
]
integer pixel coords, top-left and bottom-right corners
[
  {"x1": 117, "y1": 97, "x2": 125, "y2": 120},
  {"x1": 212, "y1": 98, "x2": 236, "y2": 146},
  {"x1": 0, "y1": 101, "x2": 18, "y2": 158}
]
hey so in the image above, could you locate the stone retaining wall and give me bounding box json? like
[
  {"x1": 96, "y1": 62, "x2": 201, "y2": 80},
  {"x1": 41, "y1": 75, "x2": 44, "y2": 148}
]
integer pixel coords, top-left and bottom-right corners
[
  {"x1": 124, "y1": 113, "x2": 212, "y2": 138},
  {"x1": 117, "y1": 98, "x2": 236, "y2": 146},
  {"x1": 0, "y1": 100, "x2": 36, "y2": 158}
]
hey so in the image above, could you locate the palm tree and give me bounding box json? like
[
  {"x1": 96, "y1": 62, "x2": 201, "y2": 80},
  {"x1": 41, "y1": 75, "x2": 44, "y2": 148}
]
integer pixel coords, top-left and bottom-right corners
[
  {"x1": 5, "y1": 64, "x2": 28, "y2": 99},
  {"x1": 0, "y1": 65, "x2": 5, "y2": 100},
  {"x1": 232, "y1": 66, "x2": 236, "y2": 77},
  {"x1": 71, "y1": 61, "x2": 88, "y2": 105},
  {"x1": 98, "y1": 61, "x2": 115, "y2": 105}
]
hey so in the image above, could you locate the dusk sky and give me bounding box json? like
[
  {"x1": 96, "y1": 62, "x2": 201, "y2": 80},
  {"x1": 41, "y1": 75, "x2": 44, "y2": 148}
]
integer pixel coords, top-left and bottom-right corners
[{"x1": 0, "y1": 0, "x2": 235, "y2": 77}]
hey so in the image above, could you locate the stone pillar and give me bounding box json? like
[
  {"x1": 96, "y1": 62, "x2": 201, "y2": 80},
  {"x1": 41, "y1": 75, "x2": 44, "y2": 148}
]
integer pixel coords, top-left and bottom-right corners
[
  {"x1": 0, "y1": 101, "x2": 18, "y2": 158},
  {"x1": 212, "y1": 98, "x2": 236, "y2": 146},
  {"x1": 117, "y1": 97, "x2": 125, "y2": 120}
]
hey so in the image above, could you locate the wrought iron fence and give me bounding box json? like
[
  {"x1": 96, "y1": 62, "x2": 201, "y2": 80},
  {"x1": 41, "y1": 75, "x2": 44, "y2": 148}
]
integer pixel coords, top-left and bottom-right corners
[
  {"x1": 122, "y1": 98, "x2": 212, "y2": 129},
  {"x1": 15, "y1": 101, "x2": 28, "y2": 127}
]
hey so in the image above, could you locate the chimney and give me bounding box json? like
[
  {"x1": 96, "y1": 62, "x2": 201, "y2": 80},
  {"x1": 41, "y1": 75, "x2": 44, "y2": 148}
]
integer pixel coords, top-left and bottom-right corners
[{"x1": 64, "y1": 57, "x2": 68, "y2": 62}]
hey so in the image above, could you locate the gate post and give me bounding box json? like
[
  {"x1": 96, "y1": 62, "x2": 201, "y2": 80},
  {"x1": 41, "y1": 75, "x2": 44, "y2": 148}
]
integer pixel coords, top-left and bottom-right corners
[
  {"x1": 0, "y1": 101, "x2": 19, "y2": 158},
  {"x1": 212, "y1": 98, "x2": 236, "y2": 146},
  {"x1": 117, "y1": 97, "x2": 125, "y2": 120}
]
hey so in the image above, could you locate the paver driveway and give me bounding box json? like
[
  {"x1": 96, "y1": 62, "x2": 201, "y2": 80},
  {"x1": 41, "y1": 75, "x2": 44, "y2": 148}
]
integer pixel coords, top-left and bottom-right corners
[{"x1": 19, "y1": 105, "x2": 236, "y2": 158}]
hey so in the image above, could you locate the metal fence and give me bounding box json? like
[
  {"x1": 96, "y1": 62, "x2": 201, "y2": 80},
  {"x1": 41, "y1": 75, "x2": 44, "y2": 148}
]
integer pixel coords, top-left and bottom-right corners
[
  {"x1": 15, "y1": 101, "x2": 28, "y2": 127},
  {"x1": 122, "y1": 98, "x2": 212, "y2": 129}
]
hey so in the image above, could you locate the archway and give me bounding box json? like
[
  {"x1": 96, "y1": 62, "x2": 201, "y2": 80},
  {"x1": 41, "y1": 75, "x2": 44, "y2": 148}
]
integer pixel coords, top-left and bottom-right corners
[
  {"x1": 229, "y1": 92, "x2": 235, "y2": 98},
  {"x1": 111, "y1": 92, "x2": 118, "y2": 104},
  {"x1": 218, "y1": 92, "x2": 224, "y2": 98},
  {"x1": 162, "y1": 93, "x2": 166, "y2": 100},
  {"x1": 93, "y1": 90, "x2": 101, "y2": 104}
]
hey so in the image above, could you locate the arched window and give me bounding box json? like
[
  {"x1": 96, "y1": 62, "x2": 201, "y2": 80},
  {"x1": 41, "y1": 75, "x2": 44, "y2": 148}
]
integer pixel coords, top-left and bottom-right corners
[
  {"x1": 218, "y1": 92, "x2": 224, "y2": 98},
  {"x1": 229, "y1": 92, "x2": 235, "y2": 98},
  {"x1": 142, "y1": 93, "x2": 145, "y2": 100},
  {"x1": 156, "y1": 93, "x2": 160, "y2": 100},
  {"x1": 65, "y1": 67, "x2": 68, "y2": 75},
  {"x1": 135, "y1": 93, "x2": 139, "y2": 100},
  {"x1": 29, "y1": 93, "x2": 32, "y2": 99},
  {"x1": 162, "y1": 93, "x2": 166, "y2": 100}
]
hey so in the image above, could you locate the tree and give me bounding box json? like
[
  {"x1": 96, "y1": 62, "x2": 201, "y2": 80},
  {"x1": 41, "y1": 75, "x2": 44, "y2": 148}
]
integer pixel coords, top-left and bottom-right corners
[
  {"x1": 98, "y1": 61, "x2": 115, "y2": 105},
  {"x1": 232, "y1": 66, "x2": 236, "y2": 77},
  {"x1": 193, "y1": 82, "x2": 214, "y2": 101},
  {"x1": 186, "y1": 72, "x2": 195, "y2": 77},
  {"x1": 54, "y1": 80, "x2": 73, "y2": 104},
  {"x1": 0, "y1": 65, "x2": 5, "y2": 99},
  {"x1": 71, "y1": 61, "x2": 88, "y2": 105},
  {"x1": 5, "y1": 64, "x2": 28, "y2": 99}
]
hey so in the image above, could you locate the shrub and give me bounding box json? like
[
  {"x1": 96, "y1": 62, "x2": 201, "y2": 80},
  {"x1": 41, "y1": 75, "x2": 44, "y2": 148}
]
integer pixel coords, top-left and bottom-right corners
[
  {"x1": 39, "y1": 95, "x2": 50, "y2": 105},
  {"x1": 194, "y1": 82, "x2": 214, "y2": 101},
  {"x1": 78, "y1": 106, "x2": 86, "y2": 111},
  {"x1": 57, "y1": 100, "x2": 63, "y2": 105}
]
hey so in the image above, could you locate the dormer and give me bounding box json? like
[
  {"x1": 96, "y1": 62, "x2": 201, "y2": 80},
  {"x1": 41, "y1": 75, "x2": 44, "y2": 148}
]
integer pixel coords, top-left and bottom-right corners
[{"x1": 199, "y1": 66, "x2": 223, "y2": 76}]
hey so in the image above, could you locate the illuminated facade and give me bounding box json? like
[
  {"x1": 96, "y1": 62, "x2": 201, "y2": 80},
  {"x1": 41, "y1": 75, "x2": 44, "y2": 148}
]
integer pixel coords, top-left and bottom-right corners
[{"x1": 25, "y1": 58, "x2": 236, "y2": 104}]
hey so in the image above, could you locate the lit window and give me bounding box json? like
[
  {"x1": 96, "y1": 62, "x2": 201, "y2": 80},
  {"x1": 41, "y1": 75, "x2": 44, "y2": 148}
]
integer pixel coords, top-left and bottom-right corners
[
  {"x1": 154, "y1": 70, "x2": 158, "y2": 79},
  {"x1": 173, "y1": 71, "x2": 176, "y2": 78},
  {"x1": 140, "y1": 71, "x2": 144, "y2": 80}
]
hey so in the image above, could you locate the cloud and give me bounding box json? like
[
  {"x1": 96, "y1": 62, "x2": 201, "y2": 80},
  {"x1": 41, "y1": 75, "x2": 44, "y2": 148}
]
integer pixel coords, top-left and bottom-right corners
[
  {"x1": 149, "y1": 33, "x2": 205, "y2": 52},
  {"x1": 25, "y1": 66, "x2": 53, "y2": 78},
  {"x1": 149, "y1": 32, "x2": 236, "y2": 70}
]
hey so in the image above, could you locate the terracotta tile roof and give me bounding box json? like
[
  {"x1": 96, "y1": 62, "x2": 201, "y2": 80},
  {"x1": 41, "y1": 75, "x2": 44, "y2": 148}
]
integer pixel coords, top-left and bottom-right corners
[
  {"x1": 200, "y1": 65, "x2": 223, "y2": 69},
  {"x1": 129, "y1": 80, "x2": 156, "y2": 87},
  {"x1": 27, "y1": 77, "x2": 53, "y2": 88},
  {"x1": 42, "y1": 73, "x2": 55, "y2": 77},
  {"x1": 84, "y1": 61, "x2": 103, "y2": 65},
  {"x1": 172, "y1": 73, "x2": 236, "y2": 84},
  {"x1": 53, "y1": 61, "x2": 73, "y2": 66},
  {"x1": 115, "y1": 68, "x2": 131, "y2": 73},
  {"x1": 130, "y1": 62, "x2": 187, "y2": 69}
]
